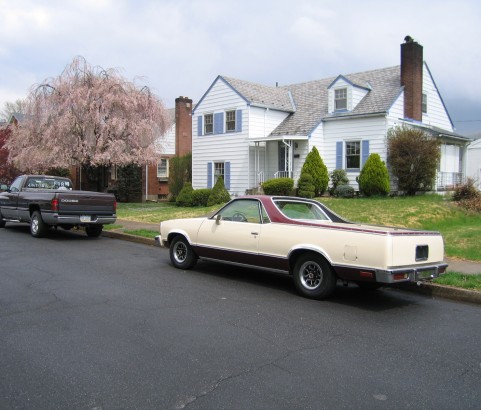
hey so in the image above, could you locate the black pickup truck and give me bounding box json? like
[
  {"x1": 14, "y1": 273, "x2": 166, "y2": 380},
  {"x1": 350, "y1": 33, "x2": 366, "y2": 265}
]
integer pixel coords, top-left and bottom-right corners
[{"x1": 0, "y1": 175, "x2": 117, "y2": 238}]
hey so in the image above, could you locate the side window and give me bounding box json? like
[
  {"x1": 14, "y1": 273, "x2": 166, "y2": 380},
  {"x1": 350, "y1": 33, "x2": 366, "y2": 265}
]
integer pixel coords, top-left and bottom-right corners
[
  {"x1": 217, "y1": 199, "x2": 261, "y2": 223},
  {"x1": 335, "y1": 88, "x2": 347, "y2": 110},
  {"x1": 10, "y1": 176, "x2": 24, "y2": 192},
  {"x1": 204, "y1": 114, "x2": 213, "y2": 134}
]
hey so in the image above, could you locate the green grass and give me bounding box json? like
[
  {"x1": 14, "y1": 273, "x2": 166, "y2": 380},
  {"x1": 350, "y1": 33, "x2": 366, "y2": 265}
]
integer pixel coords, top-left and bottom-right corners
[
  {"x1": 117, "y1": 202, "x2": 219, "y2": 223},
  {"x1": 123, "y1": 229, "x2": 158, "y2": 239},
  {"x1": 434, "y1": 272, "x2": 481, "y2": 292}
]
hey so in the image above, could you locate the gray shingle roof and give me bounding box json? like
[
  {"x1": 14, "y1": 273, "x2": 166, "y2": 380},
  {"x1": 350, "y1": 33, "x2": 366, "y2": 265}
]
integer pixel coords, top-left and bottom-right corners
[{"x1": 222, "y1": 66, "x2": 403, "y2": 137}]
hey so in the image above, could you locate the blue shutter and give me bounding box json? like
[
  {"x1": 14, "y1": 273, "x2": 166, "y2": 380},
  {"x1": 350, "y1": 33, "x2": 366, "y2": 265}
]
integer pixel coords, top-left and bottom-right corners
[
  {"x1": 214, "y1": 112, "x2": 224, "y2": 134},
  {"x1": 336, "y1": 141, "x2": 343, "y2": 169},
  {"x1": 207, "y1": 162, "x2": 213, "y2": 188},
  {"x1": 235, "y1": 110, "x2": 242, "y2": 132},
  {"x1": 361, "y1": 140, "x2": 370, "y2": 167},
  {"x1": 197, "y1": 116, "x2": 203, "y2": 136},
  {"x1": 224, "y1": 162, "x2": 231, "y2": 190}
]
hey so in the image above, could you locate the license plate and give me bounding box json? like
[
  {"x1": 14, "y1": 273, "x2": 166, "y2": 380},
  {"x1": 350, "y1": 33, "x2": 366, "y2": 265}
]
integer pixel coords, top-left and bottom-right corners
[
  {"x1": 418, "y1": 269, "x2": 436, "y2": 280},
  {"x1": 80, "y1": 215, "x2": 91, "y2": 223}
]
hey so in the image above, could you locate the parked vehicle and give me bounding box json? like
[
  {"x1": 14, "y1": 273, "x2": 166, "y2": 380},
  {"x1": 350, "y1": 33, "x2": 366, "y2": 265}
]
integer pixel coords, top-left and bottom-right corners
[
  {"x1": 0, "y1": 175, "x2": 117, "y2": 238},
  {"x1": 156, "y1": 195, "x2": 447, "y2": 299}
]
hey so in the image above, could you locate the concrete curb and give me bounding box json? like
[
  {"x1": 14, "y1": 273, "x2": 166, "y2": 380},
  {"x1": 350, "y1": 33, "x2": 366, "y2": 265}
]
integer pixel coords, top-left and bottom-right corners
[{"x1": 102, "y1": 230, "x2": 481, "y2": 306}]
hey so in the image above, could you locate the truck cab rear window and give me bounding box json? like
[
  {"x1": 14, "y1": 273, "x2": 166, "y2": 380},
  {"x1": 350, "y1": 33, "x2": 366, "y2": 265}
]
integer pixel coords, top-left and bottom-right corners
[{"x1": 26, "y1": 177, "x2": 72, "y2": 190}]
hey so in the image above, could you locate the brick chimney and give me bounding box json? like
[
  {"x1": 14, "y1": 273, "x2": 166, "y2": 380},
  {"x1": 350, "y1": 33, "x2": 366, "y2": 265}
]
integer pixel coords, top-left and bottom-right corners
[
  {"x1": 400, "y1": 36, "x2": 423, "y2": 121},
  {"x1": 175, "y1": 96, "x2": 193, "y2": 157}
]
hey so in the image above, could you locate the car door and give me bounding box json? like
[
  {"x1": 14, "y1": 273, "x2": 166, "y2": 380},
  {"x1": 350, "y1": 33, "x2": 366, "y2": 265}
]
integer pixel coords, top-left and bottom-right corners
[{"x1": 196, "y1": 198, "x2": 262, "y2": 265}]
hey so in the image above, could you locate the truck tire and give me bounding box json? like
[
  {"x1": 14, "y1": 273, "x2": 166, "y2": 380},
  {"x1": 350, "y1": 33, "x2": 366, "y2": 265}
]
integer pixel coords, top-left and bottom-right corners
[
  {"x1": 0, "y1": 210, "x2": 5, "y2": 228},
  {"x1": 30, "y1": 210, "x2": 48, "y2": 238},
  {"x1": 85, "y1": 225, "x2": 103, "y2": 237},
  {"x1": 292, "y1": 253, "x2": 337, "y2": 300}
]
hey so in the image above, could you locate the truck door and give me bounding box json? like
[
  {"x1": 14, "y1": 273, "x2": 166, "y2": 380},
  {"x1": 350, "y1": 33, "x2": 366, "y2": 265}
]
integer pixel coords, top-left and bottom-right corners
[{"x1": 0, "y1": 176, "x2": 23, "y2": 219}]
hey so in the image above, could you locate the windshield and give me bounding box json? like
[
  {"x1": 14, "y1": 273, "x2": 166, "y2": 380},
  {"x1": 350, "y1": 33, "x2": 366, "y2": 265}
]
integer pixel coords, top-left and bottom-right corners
[
  {"x1": 274, "y1": 199, "x2": 330, "y2": 222},
  {"x1": 25, "y1": 177, "x2": 73, "y2": 190}
]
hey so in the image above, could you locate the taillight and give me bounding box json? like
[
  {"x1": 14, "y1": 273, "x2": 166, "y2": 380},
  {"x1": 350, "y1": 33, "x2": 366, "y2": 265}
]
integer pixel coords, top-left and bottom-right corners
[
  {"x1": 113, "y1": 200, "x2": 117, "y2": 212},
  {"x1": 51, "y1": 198, "x2": 59, "y2": 211}
]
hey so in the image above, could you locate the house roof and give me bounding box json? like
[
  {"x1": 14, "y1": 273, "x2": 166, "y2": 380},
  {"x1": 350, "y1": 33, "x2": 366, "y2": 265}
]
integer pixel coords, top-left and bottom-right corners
[{"x1": 221, "y1": 66, "x2": 403, "y2": 137}]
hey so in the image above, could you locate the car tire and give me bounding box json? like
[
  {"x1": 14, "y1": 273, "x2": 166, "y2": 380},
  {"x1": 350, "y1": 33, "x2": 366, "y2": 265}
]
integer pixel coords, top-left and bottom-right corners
[
  {"x1": 0, "y1": 210, "x2": 5, "y2": 228},
  {"x1": 170, "y1": 235, "x2": 197, "y2": 270},
  {"x1": 30, "y1": 210, "x2": 48, "y2": 238},
  {"x1": 85, "y1": 225, "x2": 103, "y2": 237},
  {"x1": 293, "y1": 253, "x2": 337, "y2": 300}
]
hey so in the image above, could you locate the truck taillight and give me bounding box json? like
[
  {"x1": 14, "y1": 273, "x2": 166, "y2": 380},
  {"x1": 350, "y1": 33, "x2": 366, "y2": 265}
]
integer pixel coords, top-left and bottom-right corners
[
  {"x1": 114, "y1": 200, "x2": 117, "y2": 212},
  {"x1": 51, "y1": 198, "x2": 59, "y2": 211}
]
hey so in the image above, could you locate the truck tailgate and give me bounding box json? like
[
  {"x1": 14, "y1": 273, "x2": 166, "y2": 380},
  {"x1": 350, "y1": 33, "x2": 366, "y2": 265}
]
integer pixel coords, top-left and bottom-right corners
[{"x1": 57, "y1": 191, "x2": 116, "y2": 214}]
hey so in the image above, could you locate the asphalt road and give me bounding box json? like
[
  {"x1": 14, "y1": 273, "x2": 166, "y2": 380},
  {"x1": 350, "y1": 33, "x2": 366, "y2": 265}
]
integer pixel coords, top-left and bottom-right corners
[{"x1": 1, "y1": 225, "x2": 480, "y2": 410}]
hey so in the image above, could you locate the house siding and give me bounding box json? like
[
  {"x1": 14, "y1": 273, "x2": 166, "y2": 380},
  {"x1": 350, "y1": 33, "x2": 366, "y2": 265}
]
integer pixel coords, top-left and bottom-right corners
[
  {"x1": 192, "y1": 78, "x2": 248, "y2": 195},
  {"x1": 422, "y1": 63, "x2": 453, "y2": 131}
]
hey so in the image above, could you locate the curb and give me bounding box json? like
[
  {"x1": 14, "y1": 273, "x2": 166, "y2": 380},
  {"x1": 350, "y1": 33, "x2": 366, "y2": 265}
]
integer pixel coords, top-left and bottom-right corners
[{"x1": 102, "y1": 230, "x2": 481, "y2": 306}]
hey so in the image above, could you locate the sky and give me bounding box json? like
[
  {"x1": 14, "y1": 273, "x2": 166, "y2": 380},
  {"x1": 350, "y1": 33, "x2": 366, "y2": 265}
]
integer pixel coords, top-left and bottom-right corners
[{"x1": 1, "y1": 0, "x2": 480, "y2": 136}]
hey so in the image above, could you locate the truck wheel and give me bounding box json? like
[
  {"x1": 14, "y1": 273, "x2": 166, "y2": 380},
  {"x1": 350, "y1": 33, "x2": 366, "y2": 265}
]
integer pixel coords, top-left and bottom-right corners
[
  {"x1": 30, "y1": 211, "x2": 48, "y2": 238},
  {"x1": 293, "y1": 253, "x2": 337, "y2": 300},
  {"x1": 169, "y1": 236, "x2": 197, "y2": 270},
  {"x1": 85, "y1": 225, "x2": 103, "y2": 237},
  {"x1": 0, "y1": 210, "x2": 5, "y2": 228}
]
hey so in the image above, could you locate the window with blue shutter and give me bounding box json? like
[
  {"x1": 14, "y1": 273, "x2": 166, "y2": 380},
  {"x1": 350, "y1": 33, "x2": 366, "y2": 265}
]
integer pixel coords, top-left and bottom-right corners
[
  {"x1": 236, "y1": 110, "x2": 242, "y2": 132},
  {"x1": 361, "y1": 140, "x2": 370, "y2": 167},
  {"x1": 214, "y1": 112, "x2": 224, "y2": 134},
  {"x1": 224, "y1": 162, "x2": 231, "y2": 190},
  {"x1": 197, "y1": 116, "x2": 203, "y2": 136},
  {"x1": 207, "y1": 162, "x2": 213, "y2": 188},
  {"x1": 336, "y1": 141, "x2": 343, "y2": 169}
]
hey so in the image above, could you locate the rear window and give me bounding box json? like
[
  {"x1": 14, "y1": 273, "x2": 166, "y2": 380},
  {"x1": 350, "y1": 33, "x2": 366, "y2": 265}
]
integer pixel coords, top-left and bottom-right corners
[
  {"x1": 25, "y1": 177, "x2": 72, "y2": 190},
  {"x1": 274, "y1": 200, "x2": 330, "y2": 221}
]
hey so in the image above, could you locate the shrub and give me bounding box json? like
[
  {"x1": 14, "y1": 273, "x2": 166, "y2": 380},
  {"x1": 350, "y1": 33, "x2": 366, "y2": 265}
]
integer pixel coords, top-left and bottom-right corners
[
  {"x1": 262, "y1": 178, "x2": 294, "y2": 195},
  {"x1": 329, "y1": 169, "x2": 349, "y2": 195},
  {"x1": 176, "y1": 182, "x2": 194, "y2": 207},
  {"x1": 452, "y1": 178, "x2": 480, "y2": 202},
  {"x1": 168, "y1": 153, "x2": 192, "y2": 201},
  {"x1": 297, "y1": 172, "x2": 315, "y2": 198},
  {"x1": 388, "y1": 126, "x2": 440, "y2": 195},
  {"x1": 191, "y1": 188, "x2": 212, "y2": 206},
  {"x1": 300, "y1": 147, "x2": 329, "y2": 195},
  {"x1": 207, "y1": 176, "x2": 231, "y2": 206},
  {"x1": 333, "y1": 184, "x2": 355, "y2": 198},
  {"x1": 458, "y1": 196, "x2": 481, "y2": 213},
  {"x1": 358, "y1": 153, "x2": 390, "y2": 196}
]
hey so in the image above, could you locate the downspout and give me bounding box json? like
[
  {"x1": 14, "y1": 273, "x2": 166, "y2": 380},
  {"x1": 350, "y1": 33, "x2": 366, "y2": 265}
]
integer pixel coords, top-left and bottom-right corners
[{"x1": 145, "y1": 164, "x2": 148, "y2": 202}]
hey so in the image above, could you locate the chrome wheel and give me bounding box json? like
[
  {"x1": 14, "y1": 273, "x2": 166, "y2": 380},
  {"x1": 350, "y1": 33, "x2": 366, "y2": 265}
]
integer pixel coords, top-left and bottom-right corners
[
  {"x1": 173, "y1": 241, "x2": 188, "y2": 264},
  {"x1": 299, "y1": 261, "x2": 323, "y2": 290},
  {"x1": 31, "y1": 216, "x2": 39, "y2": 235}
]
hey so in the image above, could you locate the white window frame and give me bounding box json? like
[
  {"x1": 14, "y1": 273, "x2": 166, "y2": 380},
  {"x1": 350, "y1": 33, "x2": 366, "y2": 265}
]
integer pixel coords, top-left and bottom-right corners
[
  {"x1": 422, "y1": 93, "x2": 427, "y2": 114},
  {"x1": 345, "y1": 140, "x2": 361, "y2": 170},
  {"x1": 157, "y1": 158, "x2": 169, "y2": 179},
  {"x1": 204, "y1": 113, "x2": 213, "y2": 135},
  {"x1": 225, "y1": 110, "x2": 236, "y2": 132},
  {"x1": 214, "y1": 162, "x2": 225, "y2": 185},
  {"x1": 335, "y1": 88, "x2": 347, "y2": 110}
]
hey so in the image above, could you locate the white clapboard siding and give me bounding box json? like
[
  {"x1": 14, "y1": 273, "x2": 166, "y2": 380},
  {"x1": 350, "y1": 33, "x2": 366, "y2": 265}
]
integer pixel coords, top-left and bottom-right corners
[{"x1": 422, "y1": 63, "x2": 454, "y2": 131}]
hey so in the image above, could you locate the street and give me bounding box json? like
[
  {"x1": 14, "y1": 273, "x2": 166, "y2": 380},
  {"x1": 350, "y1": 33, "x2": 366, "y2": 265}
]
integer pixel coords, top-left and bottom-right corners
[{"x1": 1, "y1": 225, "x2": 480, "y2": 410}]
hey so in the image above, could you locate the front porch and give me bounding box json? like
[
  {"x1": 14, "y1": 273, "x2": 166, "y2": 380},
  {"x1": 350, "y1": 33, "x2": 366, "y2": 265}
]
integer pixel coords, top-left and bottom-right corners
[{"x1": 249, "y1": 136, "x2": 308, "y2": 191}]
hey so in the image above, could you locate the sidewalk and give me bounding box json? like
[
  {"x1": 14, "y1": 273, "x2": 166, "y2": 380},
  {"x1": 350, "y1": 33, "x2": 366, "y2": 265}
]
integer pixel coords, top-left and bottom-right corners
[{"x1": 102, "y1": 219, "x2": 481, "y2": 305}]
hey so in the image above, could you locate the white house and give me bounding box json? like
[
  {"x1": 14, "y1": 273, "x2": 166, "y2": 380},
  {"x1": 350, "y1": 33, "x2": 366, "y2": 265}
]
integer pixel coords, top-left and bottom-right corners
[
  {"x1": 192, "y1": 37, "x2": 471, "y2": 195},
  {"x1": 467, "y1": 138, "x2": 481, "y2": 190}
]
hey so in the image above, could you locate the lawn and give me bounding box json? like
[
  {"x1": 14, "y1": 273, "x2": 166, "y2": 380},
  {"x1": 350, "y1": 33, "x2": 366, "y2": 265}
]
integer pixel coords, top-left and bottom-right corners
[{"x1": 116, "y1": 195, "x2": 481, "y2": 261}]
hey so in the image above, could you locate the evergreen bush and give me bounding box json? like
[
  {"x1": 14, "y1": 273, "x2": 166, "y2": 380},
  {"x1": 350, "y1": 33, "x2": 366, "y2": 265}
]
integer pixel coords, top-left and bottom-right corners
[
  {"x1": 297, "y1": 172, "x2": 315, "y2": 198},
  {"x1": 262, "y1": 178, "x2": 294, "y2": 195},
  {"x1": 207, "y1": 176, "x2": 231, "y2": 206},
  {"x1": 176, "y1": 182, "x2": 194, "y2": 207},
  {"x1": 168, "y1": 153, "x2": 192, "y2": 201},
  {"x1": 329, "y1": 169, "x2": 349, "y2": 195},
  {"x1": 300, "y1": 147, "x2": 329, "y2": 196},
  {"x1": 191, "y1": 189, "x2": 212, "y2": 206},
  {"x1": 333, "y1": 184, "x2": 355, "y2": 198},
  {"x1": 358, "y1": 153, "x2": 390, "y2": 196}
]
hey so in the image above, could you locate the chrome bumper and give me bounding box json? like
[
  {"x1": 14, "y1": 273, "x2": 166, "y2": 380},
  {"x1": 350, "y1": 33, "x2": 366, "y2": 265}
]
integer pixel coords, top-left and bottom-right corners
[{"x1": 375, "y1": 263, "x2": 448, "y2": 284}]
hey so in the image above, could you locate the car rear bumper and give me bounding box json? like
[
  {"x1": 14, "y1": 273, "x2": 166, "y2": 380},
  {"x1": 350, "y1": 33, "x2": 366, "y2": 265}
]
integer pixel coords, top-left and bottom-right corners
[{"x1": 375, "y1": 263, "x2": 448, "y2": 284}]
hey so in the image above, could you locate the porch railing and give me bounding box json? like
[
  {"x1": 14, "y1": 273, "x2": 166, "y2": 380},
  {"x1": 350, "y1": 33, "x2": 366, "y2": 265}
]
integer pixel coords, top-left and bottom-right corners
[
  {"x1": 436, "y1": 172, "x2": 464, "y2": 190},
  {"x1": 274, "y1": 171, "x2": 290, "y2": 178},
  {"x1": 257, "y1": 171, "x2": 265, "y2": 185}
]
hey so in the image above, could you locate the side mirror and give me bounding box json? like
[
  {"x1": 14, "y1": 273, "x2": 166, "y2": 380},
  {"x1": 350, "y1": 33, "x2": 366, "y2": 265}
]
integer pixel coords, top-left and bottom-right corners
[{"x1": 215, "y1": 214, "x2": 222, "y2": 225}]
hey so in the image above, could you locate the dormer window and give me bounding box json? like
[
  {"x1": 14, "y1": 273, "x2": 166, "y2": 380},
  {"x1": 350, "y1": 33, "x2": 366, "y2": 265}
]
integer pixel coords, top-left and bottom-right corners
[{"x1": 335, "y1": 88, "x2": 347, "y2": 110}]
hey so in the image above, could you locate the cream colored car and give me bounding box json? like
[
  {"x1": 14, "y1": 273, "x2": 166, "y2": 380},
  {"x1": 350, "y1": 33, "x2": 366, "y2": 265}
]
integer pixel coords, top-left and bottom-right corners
[{"x1": 157, "y1": 196, "x2": 447, "y2": 299}]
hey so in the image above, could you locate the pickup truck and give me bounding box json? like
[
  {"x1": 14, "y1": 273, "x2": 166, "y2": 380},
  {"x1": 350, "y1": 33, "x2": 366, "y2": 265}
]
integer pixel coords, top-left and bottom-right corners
[{"x1": 0, "y1": 175, "x2": 117, "y2": 238}]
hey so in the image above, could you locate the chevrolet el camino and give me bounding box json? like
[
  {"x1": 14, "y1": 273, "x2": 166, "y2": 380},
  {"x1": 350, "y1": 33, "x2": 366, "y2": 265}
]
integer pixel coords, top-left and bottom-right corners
[{"x1": 157, "y1": 196, "x2": 447, "y2": 299}]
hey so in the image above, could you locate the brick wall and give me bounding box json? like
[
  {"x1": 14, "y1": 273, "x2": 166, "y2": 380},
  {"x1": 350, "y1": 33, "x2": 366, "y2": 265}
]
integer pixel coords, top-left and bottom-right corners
[{"x1": 401, "y1": 37, "x2": 423, "y2": 121}]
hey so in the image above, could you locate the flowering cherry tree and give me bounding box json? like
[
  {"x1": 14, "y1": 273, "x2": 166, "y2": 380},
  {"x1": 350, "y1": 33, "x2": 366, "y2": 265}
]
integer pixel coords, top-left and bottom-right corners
[{"x1": 6, "y1": 56, "x2": 169, "y2": 172}]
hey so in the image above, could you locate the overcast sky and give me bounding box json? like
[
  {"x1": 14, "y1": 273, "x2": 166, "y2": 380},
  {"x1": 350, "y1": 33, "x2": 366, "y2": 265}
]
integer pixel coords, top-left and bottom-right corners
[{"x1": 1, "y1": 0, "x2": 480, "y2": 135}]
